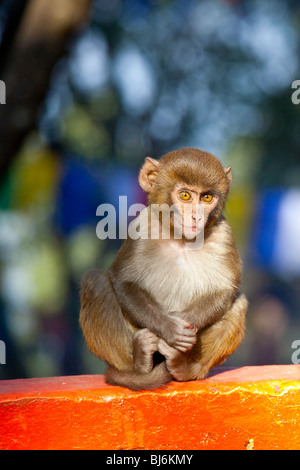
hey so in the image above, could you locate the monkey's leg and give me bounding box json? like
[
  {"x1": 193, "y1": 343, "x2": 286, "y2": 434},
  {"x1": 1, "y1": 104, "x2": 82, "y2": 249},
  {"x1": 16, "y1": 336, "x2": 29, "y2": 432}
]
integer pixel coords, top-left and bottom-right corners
[
  {"x1": 80, "y1": 269, "x2": 135, "y2": 371},
  {"x1": 133, "y1": 329, "x2": 159, "y2": 374},
  {"x1": 81, "y1": 270, "x2": 172, "y2": 390},
  {"x1": 158, "y1": 293, "x2": 247, "y2": 381}
]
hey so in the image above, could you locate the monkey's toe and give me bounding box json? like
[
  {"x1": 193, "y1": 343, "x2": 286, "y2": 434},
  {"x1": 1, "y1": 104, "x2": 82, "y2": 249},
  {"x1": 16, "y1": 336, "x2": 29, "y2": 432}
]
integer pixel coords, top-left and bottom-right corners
[
  {"x1": 134, "y1": 328, "x2": 158, "y2": 352},
  {"x1": 157, "y1": 339, "x2": 178, "y2": 359}
]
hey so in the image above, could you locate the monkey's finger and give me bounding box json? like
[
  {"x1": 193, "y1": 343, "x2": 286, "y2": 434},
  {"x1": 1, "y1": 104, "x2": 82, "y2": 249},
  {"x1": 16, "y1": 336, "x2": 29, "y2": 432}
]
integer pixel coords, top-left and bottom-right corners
[
  {"x1": 177, "y1": 340, "x2": 194, "y2": 348},
  {"x1": 176, "y1": 340, "x2": 196, "y2": 348},
  {"x1": 179, "y1": 320, "x2": 196, "y2": 330},
  {"x1": 182, "y1": 324, "x2": 198, "y2": 335},
  {"x1": 179, "y1": 332, "x2": 197, "y2": 341},
  {"x1": 184, "y1": 322, "x2": 196, "y2": 329},
  {"x1": 179, "y1": 328, "x2": 197, "y2": 337},
  {"x1": 158, "y1": 339, "x2": 178, "y2": 357},
  {"x1": 175, "y1": 343, "x2": 194, "y2": 353},
  {"x1": 175, "y1": 338, "x2": 196, "y2": 349}
]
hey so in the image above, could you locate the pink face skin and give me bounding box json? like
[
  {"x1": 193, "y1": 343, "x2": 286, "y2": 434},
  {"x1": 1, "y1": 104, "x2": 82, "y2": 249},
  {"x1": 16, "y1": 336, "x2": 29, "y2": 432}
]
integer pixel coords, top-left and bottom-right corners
[{"x1": 170, "y1": 184, "x2": 219, "y2": 238}]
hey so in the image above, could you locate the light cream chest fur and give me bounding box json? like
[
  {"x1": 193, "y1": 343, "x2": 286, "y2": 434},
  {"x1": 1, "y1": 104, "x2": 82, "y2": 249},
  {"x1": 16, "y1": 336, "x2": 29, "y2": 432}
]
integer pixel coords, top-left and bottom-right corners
[{"x1": 126, "y1": 229, "x2": 236, "y2": 313}]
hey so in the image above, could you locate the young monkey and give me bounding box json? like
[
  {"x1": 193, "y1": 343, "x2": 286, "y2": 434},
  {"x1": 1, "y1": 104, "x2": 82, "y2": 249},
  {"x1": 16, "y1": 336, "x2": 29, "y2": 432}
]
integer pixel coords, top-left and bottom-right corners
[{"x1": 80, "y1": 147, "x2": 248, "y2": 390}]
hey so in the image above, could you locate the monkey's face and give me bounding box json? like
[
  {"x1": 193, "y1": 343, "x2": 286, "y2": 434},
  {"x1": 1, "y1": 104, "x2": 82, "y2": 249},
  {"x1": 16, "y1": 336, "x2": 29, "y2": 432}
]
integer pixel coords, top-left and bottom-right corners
[
  {"x1": 170, "y1": 184, "x2": 220, "y2": 239},
  {"x1": 139, "y1": 148, "x2": 232, "y2": 238}
]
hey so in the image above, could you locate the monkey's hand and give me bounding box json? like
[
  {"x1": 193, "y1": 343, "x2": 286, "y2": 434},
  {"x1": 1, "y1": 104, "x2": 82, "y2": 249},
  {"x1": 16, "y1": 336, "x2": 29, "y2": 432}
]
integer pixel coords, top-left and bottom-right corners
[{"x1": 162, "y1": 316, "x2": 197, "y2": 353}]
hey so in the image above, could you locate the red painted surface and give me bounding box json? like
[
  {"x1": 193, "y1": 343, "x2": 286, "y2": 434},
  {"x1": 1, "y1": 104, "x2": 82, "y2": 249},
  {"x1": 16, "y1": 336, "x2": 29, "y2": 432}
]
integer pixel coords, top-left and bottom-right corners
[{"x1": 0, "y1": 365, "x2": 300, "y2": 450}]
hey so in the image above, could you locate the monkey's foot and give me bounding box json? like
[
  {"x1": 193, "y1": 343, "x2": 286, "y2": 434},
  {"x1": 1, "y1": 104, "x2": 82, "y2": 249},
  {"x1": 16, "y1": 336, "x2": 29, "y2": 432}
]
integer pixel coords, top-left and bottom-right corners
[
  {"x1": 157, "y1": 338, "x2": 209, "y2": 381},
  {"x1": 157, "y1": 339, "x2": 189, "y2": 381},
  {"x1": 133, "y1": 329, "x2": 159, "y2": 374}
]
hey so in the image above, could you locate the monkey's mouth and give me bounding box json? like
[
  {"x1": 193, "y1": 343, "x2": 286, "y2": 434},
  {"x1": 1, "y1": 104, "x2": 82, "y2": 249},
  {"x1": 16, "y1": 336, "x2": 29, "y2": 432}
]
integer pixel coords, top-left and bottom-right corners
[
  {"x1": 183, "y1": 220, "x2": 204, "y2": 230},
  {"x1": 182, "y1": 224, "x2": 204, "y2": 237},
  {"x1": 172, "y1": 213, "x2": 204, "y2": 237}
]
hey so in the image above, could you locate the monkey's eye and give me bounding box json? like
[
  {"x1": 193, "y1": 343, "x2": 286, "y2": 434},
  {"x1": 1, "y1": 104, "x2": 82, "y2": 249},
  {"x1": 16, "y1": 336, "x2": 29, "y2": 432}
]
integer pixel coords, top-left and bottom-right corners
[
  {"x1": 179, "y1": 191, "x2": 191, "y2": 201},
  {"x1": 201, "y1": 194, "x2": 214, "y2": 203}
]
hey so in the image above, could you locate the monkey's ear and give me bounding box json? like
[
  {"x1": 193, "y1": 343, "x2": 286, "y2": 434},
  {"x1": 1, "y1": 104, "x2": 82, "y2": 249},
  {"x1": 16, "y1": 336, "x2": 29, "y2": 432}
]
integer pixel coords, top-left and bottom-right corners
[
  {"x1": 224, "y1": 166, "x2": 233, "y2": 187},
  {"x1": 139, "y1": 157, "x2": 160, "y2": 193}
]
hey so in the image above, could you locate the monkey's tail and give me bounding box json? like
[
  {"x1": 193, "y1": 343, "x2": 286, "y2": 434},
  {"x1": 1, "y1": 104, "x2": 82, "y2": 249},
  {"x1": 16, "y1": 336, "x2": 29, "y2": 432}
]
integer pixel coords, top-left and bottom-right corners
[{"x1": 105, "y1": 362, "x2": 172, "y2": 391}]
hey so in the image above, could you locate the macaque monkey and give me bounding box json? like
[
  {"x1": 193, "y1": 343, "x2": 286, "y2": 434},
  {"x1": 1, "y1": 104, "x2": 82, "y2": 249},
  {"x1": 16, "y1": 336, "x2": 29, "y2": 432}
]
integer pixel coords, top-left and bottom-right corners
[{"x1": 80, "y1": 148, "x2": 248, "y2": 390}]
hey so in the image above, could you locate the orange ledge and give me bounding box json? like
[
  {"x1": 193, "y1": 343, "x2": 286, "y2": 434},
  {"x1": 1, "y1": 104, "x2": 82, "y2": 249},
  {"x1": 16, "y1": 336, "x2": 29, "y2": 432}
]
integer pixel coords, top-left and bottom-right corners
[{"x1": 0, "y1": 365, "x2": 300, "y2": 450}]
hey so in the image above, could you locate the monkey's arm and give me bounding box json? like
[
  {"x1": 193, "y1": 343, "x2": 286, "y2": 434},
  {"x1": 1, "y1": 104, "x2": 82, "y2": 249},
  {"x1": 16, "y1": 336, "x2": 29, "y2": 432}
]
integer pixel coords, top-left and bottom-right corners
[
  {"x1": 177, "y1": 289, "x2": 237, "y2": 331},
  {"x1": 110, "y1": 278, "x2": 197, "y2": 353}
]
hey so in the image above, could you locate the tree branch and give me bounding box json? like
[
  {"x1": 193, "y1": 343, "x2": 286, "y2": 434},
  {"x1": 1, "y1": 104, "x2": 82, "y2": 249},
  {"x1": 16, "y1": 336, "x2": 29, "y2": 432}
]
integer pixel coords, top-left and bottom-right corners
[{"x1": 0, "y1": 0, "x2": 92, "y2": 184}]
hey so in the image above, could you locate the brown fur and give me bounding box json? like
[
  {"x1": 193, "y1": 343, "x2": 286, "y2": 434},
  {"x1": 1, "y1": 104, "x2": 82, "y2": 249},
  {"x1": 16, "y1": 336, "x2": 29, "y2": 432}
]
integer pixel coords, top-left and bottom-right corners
[{"x1": 79, "y1": 148, "x2": 248, "y2": 390}]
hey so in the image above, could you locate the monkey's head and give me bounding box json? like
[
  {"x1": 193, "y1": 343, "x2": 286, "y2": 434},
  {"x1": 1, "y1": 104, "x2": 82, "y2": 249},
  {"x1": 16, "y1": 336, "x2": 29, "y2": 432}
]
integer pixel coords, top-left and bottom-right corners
[{"x1": 139, "y1": 147, "x2": 232, "y2": 237}]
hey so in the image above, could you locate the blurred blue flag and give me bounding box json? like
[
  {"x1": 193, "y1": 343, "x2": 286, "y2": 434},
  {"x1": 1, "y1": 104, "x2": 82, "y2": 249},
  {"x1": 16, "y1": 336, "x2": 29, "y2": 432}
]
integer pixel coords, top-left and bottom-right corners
[{"x1": 252, "y1": 188, "x2": 300, "y2": 277}]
